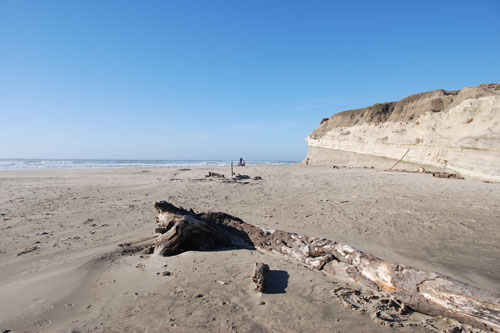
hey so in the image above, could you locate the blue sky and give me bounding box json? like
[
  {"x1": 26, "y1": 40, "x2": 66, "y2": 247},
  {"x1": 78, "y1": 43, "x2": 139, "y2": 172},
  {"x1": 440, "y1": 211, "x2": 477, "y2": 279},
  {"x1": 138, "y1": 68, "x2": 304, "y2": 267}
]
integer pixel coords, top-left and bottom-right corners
[{"x1": 1, "y1": 0, "x2": 499, "y2": 160}]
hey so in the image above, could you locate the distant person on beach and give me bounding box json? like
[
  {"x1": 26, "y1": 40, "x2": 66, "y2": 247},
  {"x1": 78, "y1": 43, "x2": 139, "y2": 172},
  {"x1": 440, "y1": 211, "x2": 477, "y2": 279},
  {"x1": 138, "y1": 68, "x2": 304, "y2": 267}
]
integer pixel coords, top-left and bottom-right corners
[{"x1": 238, "y1": 157, "x2": 246, "y2": 166}]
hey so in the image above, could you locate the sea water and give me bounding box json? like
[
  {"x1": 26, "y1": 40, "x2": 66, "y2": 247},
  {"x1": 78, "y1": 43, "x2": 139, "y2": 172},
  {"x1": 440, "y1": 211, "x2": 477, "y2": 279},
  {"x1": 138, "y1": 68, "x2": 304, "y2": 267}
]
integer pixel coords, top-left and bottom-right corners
[{"x1": 0, "y1": 159, "x2": 297, "y2": 170}]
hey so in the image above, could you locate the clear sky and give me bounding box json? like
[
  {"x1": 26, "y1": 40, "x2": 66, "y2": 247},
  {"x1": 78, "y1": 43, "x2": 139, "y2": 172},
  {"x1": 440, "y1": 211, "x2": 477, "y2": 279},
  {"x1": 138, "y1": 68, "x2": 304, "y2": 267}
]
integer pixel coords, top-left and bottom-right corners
[{"x1": 1, "y1": 0, "x2": 499, "y2": 161}]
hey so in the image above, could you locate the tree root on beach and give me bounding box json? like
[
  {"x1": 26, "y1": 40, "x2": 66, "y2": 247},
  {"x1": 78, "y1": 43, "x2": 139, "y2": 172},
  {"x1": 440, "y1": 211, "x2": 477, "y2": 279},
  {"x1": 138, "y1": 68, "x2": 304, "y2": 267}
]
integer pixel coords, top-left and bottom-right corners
[{"x1": 123, "y1": 201, "x2": 500, "y2": 332}]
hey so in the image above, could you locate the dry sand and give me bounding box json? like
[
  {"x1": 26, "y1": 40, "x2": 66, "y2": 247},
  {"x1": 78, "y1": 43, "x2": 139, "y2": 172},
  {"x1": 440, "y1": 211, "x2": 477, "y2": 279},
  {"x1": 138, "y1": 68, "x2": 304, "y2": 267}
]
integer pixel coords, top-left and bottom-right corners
[{"x1": 0, "y1": 165, "x2": 499, "y2": 332}]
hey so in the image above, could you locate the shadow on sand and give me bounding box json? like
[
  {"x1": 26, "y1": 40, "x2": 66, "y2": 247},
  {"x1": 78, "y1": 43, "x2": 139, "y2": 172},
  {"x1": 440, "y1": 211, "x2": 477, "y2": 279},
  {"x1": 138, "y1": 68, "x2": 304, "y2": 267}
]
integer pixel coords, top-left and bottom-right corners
[{"x1": 264, "y1": 270, "x2": 289, "y2": 294}]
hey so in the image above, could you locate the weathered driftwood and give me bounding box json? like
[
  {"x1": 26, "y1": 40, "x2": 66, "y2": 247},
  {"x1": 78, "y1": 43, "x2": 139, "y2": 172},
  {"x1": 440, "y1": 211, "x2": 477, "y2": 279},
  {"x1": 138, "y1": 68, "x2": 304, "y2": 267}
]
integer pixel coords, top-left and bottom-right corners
[
  {"x1": 206, "y1": 171, "x2": 225, "y2": 178},
  {"x1": 251, "y1": 262, "x2": 269, "y2": 292},
  {"x1": 127, "y1": 201, "x2": 500, "y2": 331},
  {"x1": 432, "y1": 171, "x2": 464, "y2": 179},
  {"x1": 233, "y1": 173, "x2": 250, "y2": 180}
]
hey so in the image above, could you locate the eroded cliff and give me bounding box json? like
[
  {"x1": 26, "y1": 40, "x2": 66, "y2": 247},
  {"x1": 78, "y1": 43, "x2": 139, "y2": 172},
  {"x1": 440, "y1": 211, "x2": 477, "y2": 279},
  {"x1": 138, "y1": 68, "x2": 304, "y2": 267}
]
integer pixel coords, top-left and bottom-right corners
[{"x1": 305, "y1": 84, "x2": 500, "y2": 182}]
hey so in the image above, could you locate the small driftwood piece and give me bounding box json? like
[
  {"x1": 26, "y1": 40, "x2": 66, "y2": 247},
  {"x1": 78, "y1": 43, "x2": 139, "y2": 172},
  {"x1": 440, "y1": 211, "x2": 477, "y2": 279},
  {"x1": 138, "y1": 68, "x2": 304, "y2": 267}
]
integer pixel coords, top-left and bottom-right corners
[
  {"x1": 206, "y1": 171, "x2": 225, "y2": 179},
  {"x1": 432, "y1": 171, "x2": 464, "y2": 179},
  {"x1": 127, "y1": 201, "x2": 500, "y2": 331},
  {"x1": 233, "y1": 173, "x2": 250, "y2": 180},
  {"x1": 251, "y1": 262, "x2": 269, "y2": 292}
]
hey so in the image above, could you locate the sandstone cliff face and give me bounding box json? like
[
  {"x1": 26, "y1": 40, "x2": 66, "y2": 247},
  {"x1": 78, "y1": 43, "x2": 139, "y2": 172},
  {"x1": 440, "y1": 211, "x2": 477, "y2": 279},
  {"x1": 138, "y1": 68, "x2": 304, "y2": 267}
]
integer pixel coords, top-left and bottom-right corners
[{"x1": 305, "y1": 84, "x2": 500, "y2": 182}]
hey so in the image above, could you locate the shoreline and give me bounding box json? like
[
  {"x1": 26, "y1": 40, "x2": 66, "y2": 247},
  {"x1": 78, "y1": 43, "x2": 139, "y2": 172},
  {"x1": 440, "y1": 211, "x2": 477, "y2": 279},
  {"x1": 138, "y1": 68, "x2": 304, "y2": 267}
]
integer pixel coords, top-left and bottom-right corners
[{"x1": 0, "y1": 159, "x2": 299, "y2": 172}]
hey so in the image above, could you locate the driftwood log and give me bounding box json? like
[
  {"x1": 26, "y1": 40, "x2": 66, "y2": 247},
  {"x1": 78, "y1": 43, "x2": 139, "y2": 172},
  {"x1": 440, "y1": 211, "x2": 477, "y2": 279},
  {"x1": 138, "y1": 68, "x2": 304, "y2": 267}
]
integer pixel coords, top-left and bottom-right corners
[
  {"x1": 127, "y1": 201, "x2": 500, "y2": 331},
  {"x1": 251, "y1": 262, "x2": 269, "y2": 292}
]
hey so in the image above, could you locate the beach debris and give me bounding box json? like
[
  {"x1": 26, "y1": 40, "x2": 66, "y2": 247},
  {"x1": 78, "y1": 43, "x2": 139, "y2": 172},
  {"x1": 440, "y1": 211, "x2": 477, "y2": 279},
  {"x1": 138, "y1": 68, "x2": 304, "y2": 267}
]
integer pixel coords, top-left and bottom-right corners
[
  {"x1": 332, "y1": 286, "x2": 483, "y2": 331},
  {"x1": 204, "y1": 170, "x2": 261, "y2": 183},
  {"x1": 332, "y1": 287, "x2": 412, "y2": 327},
  {"x1": 16, "y1": 246, "x2": 39, "y2": 256},
  {"x1": 123, "y1": 201, "x2": 500, "y2": 331},
  {"x1": 251, "y1": 262, "x2": 269, "y2": 292},
  {"x1": 220, "y1": 173, "x2": 259, "y2": 184},
  {"x1": 385, "y1": 149, "x2": 410, "y2": 171},
  {"x1": 233, "y1": 173, "x2": 250, "y2": 180},
  {"x1": 205, "y1": 171, "x2": 225, "y2": 179},
  {"x1": 432, "y1": 172, "x2": 464, "y2": 179},
  {"x1": 417, "y1": 167, "x2": 425, "y2": 173}
]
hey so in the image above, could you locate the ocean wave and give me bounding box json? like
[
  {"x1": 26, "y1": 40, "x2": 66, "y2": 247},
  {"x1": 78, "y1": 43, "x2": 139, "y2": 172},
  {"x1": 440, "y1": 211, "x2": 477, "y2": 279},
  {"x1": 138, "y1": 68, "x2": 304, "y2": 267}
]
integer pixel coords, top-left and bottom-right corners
[{"x1": 0, "y1": 159, "x2": 297, "y2": 170}]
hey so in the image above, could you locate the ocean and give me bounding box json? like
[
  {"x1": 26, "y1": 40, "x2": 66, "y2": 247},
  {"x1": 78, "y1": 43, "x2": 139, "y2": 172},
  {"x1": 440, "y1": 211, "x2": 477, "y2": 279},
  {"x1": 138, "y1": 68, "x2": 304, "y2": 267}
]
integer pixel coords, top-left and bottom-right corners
[{"x1": 0, "y1": 159, "x2": 297, "y2": 171}]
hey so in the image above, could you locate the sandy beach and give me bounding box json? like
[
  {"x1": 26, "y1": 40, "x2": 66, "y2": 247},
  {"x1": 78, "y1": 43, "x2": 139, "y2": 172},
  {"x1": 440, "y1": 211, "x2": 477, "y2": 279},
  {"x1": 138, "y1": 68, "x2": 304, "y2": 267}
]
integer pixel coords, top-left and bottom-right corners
[{"x1": 0, "y1": 165, "x2": 499, "y2": 332}]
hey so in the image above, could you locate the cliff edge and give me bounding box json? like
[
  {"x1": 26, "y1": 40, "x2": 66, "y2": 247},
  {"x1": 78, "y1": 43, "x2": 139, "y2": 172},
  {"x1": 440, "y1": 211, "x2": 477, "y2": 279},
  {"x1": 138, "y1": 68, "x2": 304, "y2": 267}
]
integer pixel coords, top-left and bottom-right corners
[{"x1": 304, "y1": 84, "x2": 500, "y2": 182}]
